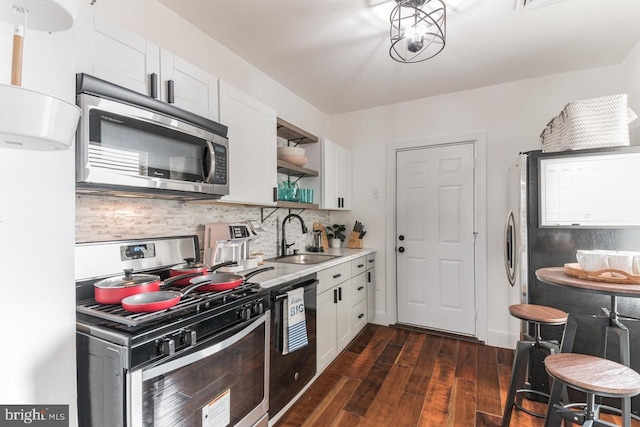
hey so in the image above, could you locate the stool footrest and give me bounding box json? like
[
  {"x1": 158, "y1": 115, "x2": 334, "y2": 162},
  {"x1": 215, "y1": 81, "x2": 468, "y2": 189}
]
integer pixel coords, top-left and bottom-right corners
[
  {"x1": 554, "y1": 403, "x2": 587, "y2": 424},
  {"x1": 513, "y1": 389, "x2": 550, "y2": 418}
]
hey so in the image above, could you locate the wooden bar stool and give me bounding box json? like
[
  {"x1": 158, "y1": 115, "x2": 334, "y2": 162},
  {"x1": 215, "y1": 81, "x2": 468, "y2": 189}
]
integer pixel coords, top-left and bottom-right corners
[
  {"x1": 502, "y1": 304, "x2": 568, "y2": 427},
  {"x1": 544, "y1": 353, "x2": 640, "y2": 427}
]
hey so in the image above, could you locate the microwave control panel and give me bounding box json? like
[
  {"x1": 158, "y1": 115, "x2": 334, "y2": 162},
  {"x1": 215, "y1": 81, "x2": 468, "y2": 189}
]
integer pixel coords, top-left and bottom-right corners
[{"x1": 213, "y1": 144, "x2": 227, "y2": 184}]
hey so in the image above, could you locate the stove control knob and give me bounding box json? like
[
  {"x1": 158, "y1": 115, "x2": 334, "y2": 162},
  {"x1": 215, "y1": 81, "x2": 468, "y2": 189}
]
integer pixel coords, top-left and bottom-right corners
[
  {"x1": 240, "y1": 306, "x2": 252, "y2": 320},
  {"x1": 254, "y1": 300, "x2": 264, "y2": 315},
  {"x1": 159, "y1": 338, "x2": 175, "y2": 356},
  {"x1": 183, "y1": 330, "x2": 197, "y2": 347}
]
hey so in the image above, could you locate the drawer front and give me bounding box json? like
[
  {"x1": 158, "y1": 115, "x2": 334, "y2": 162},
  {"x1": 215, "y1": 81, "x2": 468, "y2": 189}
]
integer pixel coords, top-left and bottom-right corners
[
  {"x1": 352, "y1": 299, "x2": 368, "y2": 335},
  {"x1": 351, "y1": 256, "x2": 367, "y2": 277},
  {"x1": 366, "y1": 253, "x2": 375, "y2": 270},
  {"x1": 351, "y1": 273, "x2": 366, "y2": 305},
  {"x1": 317, "y1": 261, "x2": 351, "y2": 294}
]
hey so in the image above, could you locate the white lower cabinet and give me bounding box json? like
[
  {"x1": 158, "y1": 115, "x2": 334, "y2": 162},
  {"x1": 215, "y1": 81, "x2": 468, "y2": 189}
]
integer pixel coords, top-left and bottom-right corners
[
  {"x1": 316, "y1": 286, "x2": 339, "y2": 371},
  {"x1": 366, "y1": 253, "x2": 376, "y2": 322},
  {"x1": 316, "y1": 254, "x2": 374, "y2": 374}
]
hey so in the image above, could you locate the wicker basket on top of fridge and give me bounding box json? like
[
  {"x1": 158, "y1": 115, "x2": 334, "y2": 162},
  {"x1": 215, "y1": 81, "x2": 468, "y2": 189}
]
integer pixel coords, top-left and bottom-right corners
[{"x1": 540, "y1": 94, "x2": 637, "y2": 153}]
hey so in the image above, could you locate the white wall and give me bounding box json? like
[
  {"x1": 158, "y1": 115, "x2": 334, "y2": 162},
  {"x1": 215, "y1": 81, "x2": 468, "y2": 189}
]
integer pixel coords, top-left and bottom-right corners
[
  {"x1": 329, "y1": 62, "x2": 633, "y2": 348},
  {"x1": 0, "y1": 21, "x2": 78, "y2": 425}
]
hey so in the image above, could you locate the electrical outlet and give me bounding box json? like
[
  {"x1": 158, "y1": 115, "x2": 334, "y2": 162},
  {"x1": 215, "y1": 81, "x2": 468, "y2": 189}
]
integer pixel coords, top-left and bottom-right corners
[{"x1": 372, "y1": 189, "x2": 379, "y2": 199}]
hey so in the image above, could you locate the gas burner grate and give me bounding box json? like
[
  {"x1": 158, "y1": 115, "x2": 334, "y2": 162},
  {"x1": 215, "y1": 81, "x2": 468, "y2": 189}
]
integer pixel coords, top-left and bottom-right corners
[{"x1": 76, "y1": 282, "x2": 261, "y2": 327}]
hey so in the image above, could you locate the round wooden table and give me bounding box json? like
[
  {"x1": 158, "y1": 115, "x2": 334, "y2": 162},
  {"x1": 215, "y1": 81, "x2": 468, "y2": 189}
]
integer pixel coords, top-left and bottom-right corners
[{"x1": 536, "y1": 267, "x2": 640, "y2": 427}]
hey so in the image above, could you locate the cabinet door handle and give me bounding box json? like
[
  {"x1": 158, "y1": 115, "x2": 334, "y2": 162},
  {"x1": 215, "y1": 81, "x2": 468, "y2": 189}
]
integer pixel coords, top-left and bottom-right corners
[
  {"x1": 150, "y1": 73, "x2": 158, "y2": 98},
  {"x1": 358, "y1": 313, "x2": 364, "y2": 319},
  {"x1": 333, "y1": 273, "x2": 342, "y2": 279},
  {"x1": 369, "y1": 259, "x2": 374, "y2": 263},
  {"x1": 338, "y1": 287, "x2": 342, "y2": 301},
  {"x1": 167, "y1": 79, "x2": 175, "y2": 103},
  {"x1": 357, "y1": 286, "x2": 364, "y2": 291},
  {"x1": 357, "y1": 264, "x2": 364, "y2": 268},
  {"x1": 334, "y1": 289, "x2": 338, "y2": 304},
  {"x1": 367, "y1": 272, "x2": 371, "y2": 282}
]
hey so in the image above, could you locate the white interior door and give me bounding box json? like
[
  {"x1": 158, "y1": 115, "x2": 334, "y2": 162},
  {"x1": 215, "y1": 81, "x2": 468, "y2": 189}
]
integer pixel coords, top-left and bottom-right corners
[{"x1": 396, "y1": 143, "x2": 476, "y2": 336}]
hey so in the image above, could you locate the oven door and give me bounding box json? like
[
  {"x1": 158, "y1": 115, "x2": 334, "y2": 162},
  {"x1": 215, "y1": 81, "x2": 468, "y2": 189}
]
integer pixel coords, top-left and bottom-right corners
[{"x1": 128, "y1": 312, "x2": 269, "y2": 427}]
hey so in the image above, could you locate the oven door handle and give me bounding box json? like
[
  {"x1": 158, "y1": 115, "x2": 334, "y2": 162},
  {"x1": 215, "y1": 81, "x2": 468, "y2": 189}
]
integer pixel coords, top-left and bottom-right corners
[
  {"x1": 138, "y1": 312, "x2": 267, "y2": 381},
  {"x1": 273, "y1": 279, "x2": 319, "y2": 301}
]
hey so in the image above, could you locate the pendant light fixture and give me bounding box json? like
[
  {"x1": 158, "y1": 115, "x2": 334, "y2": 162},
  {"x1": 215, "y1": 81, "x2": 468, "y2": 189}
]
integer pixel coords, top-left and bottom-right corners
[
  {"x1": 389, "y1": 0, "x2": 446, "y2": 63},
  {"x1": 0, "y1": 0, "x2": 81, "y2": 151}
]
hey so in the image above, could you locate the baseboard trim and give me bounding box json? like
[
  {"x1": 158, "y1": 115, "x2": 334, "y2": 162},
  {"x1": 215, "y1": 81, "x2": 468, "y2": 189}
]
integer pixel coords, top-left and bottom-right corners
[{"x1": 392, "y1": 323, "x2": 484, "y2": 344}]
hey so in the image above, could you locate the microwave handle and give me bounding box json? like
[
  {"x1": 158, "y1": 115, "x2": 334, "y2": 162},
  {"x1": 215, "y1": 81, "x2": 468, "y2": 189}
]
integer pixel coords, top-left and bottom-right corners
[{"x1": 203, "y1": 140, "x2": 216, "y2": 184}]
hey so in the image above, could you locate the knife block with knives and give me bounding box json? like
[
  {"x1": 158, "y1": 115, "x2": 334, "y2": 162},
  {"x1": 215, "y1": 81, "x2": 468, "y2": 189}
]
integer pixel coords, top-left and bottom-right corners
[{"x1": 347, "y1": 220, "x2": 366, "y2": 249}]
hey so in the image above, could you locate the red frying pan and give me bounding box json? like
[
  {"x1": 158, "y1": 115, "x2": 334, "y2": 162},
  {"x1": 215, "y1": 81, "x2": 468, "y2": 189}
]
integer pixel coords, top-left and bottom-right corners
[
  {"x1": 169, "y1": 259, "x2": 236, "y2": 285},
  {"x1": 121, "y1": 267, "x2": 274, "y2": 313},
  {"x1": 187, "y1": 267, "x2": 275, "y2": 292}
]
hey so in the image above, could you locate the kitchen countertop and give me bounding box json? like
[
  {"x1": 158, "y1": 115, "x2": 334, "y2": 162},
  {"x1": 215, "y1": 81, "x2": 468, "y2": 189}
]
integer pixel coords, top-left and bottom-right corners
[{"x1": 251, "y1": 247, "x2": 376, "y2": 289}]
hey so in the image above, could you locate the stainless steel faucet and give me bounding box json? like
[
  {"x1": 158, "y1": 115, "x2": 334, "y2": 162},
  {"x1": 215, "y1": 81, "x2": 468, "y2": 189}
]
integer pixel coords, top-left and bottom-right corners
[{"x1": 280, "y1": 213, "x2": 308, "y2": 257}]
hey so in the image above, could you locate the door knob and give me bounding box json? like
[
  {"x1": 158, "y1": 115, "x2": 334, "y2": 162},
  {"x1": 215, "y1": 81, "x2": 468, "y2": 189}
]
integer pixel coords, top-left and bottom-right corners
[
  {"x1": 399, "y1": 235, "x2": 405, "y2": 241},
  {"x1": 398, "y1": 247, "x2": 405, "y2": 253}
]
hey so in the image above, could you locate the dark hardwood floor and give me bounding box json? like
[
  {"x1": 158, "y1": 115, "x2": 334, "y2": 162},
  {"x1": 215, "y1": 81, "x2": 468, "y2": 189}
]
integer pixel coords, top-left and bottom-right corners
[{"x1": 275, "y1": 324, "x2": 639, "y2": 426}]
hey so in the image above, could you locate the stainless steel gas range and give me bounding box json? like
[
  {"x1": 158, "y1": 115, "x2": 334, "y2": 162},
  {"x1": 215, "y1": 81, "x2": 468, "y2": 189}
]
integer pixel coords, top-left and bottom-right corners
[{"x1": 75, "y1": 236, "x2": 270, "y2": 427}]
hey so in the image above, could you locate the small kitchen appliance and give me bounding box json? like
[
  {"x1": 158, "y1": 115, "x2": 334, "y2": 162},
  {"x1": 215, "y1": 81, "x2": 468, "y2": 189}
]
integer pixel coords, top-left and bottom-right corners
[
  {"x1": 307, "y1": 230, "x2": 324, "y2": 252},
  {"x1": 75, "y1": 73, "x2": 230, "y2": 199},
  {"x1": 75, "y1": 235, "x2": 271, "y2": 427},
  {"x1": 204, "y1": 222, "x2": 259, "y2": 272}
]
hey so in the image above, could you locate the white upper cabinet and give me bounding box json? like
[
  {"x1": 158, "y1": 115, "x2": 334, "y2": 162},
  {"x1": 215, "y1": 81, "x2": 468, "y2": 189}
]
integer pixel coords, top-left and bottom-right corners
[
  {"x1": 219, "y1": 81, "x2": 277, "y2": 205},
  {"x1": 76, "y1": 10, "x2": 219, "y2": 120},
  {"x1": 322, "y1": 137, "x2": 352, "y2": 210},
  {"x1": 76, "y1": 10, "x2": 159, "y2": 96},
  {"x1": 159, "y1": 49, "x2": 219, "y2": 121}
]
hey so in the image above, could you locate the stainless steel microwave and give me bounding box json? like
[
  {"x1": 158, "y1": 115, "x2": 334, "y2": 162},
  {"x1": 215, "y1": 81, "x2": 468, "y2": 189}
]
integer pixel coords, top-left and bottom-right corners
[{"x1": 75, "y1": 73, "x2": 229, "y2": 199}]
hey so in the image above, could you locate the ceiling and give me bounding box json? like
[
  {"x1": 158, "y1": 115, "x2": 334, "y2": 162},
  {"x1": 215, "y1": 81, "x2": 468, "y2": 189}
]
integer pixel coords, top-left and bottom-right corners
[{"x1": 158, "y1": 0, "x2": 640, "y2": 115}]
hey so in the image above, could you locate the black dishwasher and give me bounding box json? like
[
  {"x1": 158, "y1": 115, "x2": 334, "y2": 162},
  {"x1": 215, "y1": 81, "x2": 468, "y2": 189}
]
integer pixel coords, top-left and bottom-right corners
[{"x1": 269, "y1": 273, "x2": 318, "y2": 417}]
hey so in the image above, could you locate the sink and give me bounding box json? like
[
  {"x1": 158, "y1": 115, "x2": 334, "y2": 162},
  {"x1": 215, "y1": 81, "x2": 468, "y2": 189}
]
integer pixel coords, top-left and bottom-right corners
[{"x1": 268, "y1": 254, "x2": 339, "y2": 265}]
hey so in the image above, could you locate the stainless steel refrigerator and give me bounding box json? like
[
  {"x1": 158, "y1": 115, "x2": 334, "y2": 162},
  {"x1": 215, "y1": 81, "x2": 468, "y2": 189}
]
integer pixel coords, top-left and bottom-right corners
[{"x1": 505, "y1": 146, "x2": 640, "y2": 412}]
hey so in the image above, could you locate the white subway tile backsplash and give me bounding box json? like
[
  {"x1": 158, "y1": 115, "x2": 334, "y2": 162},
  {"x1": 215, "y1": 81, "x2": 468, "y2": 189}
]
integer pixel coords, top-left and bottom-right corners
[{"x1": 76, "y1": 195, "x2": 330, "y2": 259}]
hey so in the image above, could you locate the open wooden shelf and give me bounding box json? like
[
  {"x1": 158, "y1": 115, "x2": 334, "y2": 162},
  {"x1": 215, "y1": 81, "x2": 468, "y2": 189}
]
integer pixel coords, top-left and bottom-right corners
[
  {"x1": 277, "y1": 117, "x2": 318, "y2": 145},
  {"x1": 274, "y1": 201, "x2": 319, "y2": 209},
  {"x1": 277, "y1": 159, "x2": 318, "y2": 177}
]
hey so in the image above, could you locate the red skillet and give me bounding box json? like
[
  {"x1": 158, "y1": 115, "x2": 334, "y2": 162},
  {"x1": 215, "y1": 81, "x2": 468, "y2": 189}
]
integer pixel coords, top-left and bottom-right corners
[
  {"x1": 187, "y1": 267, "x2": 275, "y2": 291},
  {"x1": 121, "y1": 267, "x2": 274, "y2": 313},
  {"x1": 169, "y1": 259, "x2": 236, "y2": 285}
]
